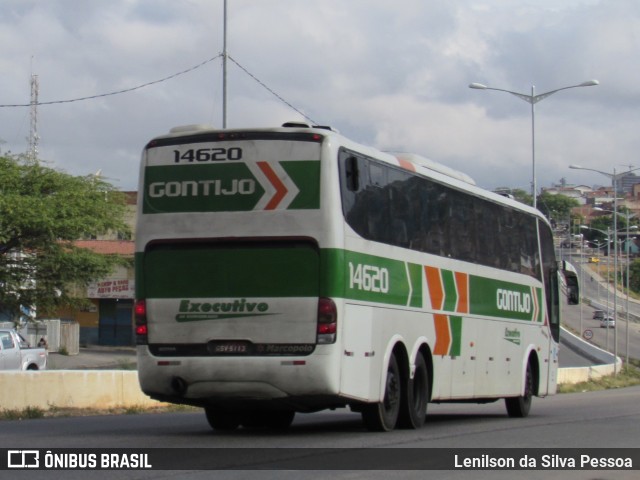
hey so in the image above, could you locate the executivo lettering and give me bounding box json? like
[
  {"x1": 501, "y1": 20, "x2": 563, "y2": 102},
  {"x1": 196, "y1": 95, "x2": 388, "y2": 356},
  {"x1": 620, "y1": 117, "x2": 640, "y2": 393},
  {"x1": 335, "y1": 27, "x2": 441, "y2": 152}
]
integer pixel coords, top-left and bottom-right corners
[{"x1": 176, "y1": 299, "x2": 272, "y2": 322}]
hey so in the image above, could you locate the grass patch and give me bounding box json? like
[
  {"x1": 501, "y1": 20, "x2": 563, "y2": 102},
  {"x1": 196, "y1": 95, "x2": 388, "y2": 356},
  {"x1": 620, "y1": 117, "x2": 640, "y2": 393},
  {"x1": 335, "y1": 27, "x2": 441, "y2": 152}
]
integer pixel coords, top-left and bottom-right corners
[
  {"x1": 558, "y1": 363, "x2": 640, "y2": 393},
  {"x1": 116, "y1": 359, "x2": 137, "y2": 370},
  {"x1": 0, "y1": 406, "x2": 46, "y2": 420},
  {"x1": 0, "y1": 403, "x2": 199, "y2": 421}
]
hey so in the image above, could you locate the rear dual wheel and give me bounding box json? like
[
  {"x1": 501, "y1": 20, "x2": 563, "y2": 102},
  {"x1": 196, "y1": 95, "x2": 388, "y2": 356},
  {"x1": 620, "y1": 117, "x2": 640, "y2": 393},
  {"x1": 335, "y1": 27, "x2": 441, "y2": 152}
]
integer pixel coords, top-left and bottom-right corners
[
  {"x1": 398, "y1": 354, "x2": 429, "y2": 429},
  {"x1": 205, "y1": 406, "x2": 241, "y2": 431},
  {"x1": 205, "y1": 407, "x2": 295, "y2": 431},
  {"x1": 240, "y1": 410, "x2": 296, "y2": 430},
  {"x1": 362, "y1": 354, "x2": 402, "y2": 431},
  {"x1": 362, "y1": 353, "x2": 429, "y2": 431}
]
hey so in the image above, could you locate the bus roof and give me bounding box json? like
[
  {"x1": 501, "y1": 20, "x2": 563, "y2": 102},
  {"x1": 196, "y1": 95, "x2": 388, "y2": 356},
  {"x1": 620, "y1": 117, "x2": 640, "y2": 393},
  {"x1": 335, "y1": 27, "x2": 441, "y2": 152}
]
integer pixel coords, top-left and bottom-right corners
[{"x1": 151, "y1": 123, "x2": 548, "y2": 225}]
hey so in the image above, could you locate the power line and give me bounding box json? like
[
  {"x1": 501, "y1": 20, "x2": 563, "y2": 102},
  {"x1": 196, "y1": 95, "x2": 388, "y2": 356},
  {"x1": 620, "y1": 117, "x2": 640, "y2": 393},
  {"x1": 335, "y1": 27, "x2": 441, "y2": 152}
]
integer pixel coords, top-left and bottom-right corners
[
  {"x1": 0, "y1": 54, "x2": 223, "y2": 108},
  {"x1": 228, "y1": 55, "x2": 318, "y2": 125},
  {"x1": 0, "y1": 52, "x2": 321, "y2": 127}
]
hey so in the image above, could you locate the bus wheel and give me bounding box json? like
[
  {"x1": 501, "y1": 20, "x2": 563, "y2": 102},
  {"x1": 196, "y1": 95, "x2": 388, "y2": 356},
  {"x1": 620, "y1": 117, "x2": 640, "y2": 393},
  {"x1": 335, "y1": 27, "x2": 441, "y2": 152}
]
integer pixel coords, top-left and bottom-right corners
[
  {"x1": 398, "y1": 354, "x2": 429, "y2": 429},
  {"x1": 362, "y1": 353, "x2": 401, "y2": 432},
  {"x1": 505, "y1": 362, "x2": 533, "y2": 418},
  {"x1": 264, "y1": 410, "x2": 295, "y2": 430},
  {"x1": 204, "y1": 406, "x2": 241, "y2": 431},
  {"x1": 240, "y1": 410, "x2": 295, "y2": 430}
]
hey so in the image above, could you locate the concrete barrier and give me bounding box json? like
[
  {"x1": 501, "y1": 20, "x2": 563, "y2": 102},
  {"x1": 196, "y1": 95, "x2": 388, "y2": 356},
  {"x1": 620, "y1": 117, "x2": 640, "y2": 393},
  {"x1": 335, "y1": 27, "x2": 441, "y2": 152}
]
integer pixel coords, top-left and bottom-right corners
[
  {"x1": 0, "y1": 370, "x2": 162, "y2": 411},
  {"x1": 1, "y1": 363, "x2": 622, "y2": 412},
  {"x1": 557, "y1": 364, "x2": 619, "y2": 384}
]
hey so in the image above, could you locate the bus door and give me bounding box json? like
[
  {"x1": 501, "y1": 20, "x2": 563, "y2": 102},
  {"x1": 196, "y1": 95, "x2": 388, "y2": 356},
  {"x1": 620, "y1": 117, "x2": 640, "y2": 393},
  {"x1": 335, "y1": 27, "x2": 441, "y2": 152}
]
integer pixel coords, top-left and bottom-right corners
[{"x1": 540, "y1": 222, "x2": 561, "y2": 393}]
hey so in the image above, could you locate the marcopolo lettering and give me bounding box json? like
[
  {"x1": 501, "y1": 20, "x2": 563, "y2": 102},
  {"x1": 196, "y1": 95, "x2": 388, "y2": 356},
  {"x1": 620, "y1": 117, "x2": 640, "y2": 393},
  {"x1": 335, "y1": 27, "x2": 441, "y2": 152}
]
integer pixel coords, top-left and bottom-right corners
[
  {"x1": 148, "y1": 179, "x2": 256, "y2": 198},
  {"x1": 179, "y1": 299, "x2": 269, "y2": 314},
  {"x1": 259, "y1": 344, "x2": 315, "y2": 354},
  {"x1": 496, "y1": 288, "x2": 532, "y2": 314}
]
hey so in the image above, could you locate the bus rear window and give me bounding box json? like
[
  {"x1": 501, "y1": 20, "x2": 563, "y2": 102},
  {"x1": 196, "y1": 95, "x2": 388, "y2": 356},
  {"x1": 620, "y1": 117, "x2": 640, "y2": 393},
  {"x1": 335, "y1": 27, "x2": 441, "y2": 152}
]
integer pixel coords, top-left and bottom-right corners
[{"x1": 141, "y1": 241, "x2": 320, "y2": 299}]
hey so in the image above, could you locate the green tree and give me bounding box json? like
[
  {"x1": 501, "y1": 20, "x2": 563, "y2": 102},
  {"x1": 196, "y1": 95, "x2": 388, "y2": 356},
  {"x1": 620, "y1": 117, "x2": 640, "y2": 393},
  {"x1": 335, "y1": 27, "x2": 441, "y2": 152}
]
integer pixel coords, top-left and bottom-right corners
[
  {"x1": 0, "y1": 155, "x2": 129, "y2": 320},
  {"x1": 582, "y1": 208, "x2": 639, "y2": 247},
  {"x1": 493, "y1": 188, "x2": 533, "y2": 206},
  {"x1": 536, "y1": 192, "x2": 580, "y2": 223},
  {"x1": 628, "y1": 258, "x2": 640, "y2": 294},
  {"x1": 511, "y1": 189, "x2": 533, "y2": 206}
]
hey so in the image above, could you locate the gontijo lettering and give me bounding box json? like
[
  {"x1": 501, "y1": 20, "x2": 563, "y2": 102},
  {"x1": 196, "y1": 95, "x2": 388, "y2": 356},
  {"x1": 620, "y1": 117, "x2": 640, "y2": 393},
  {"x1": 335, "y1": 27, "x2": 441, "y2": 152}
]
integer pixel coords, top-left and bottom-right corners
[
  {"x1": 148, "y1": 179, "x2": 256, "y2": 198},
  {"x1": 496, "y1": 289, "x2": 532, "y2": 313}
]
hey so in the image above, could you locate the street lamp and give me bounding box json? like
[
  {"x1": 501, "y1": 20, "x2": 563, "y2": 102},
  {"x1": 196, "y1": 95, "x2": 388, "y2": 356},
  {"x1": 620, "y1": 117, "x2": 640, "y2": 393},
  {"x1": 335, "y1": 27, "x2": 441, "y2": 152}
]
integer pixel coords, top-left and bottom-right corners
[
  {"x1": 593, "y1": 206, "x2": 638, "y2": 369},
  {"x1": 580, "y1": 225, "x2": 614, "y2": 354},
  {"x1": 470, "y1": 80, "x2": 599, "y2": 209},
  {"x1": 569, "y1": 164, "x2": 640, "y2": 373}
]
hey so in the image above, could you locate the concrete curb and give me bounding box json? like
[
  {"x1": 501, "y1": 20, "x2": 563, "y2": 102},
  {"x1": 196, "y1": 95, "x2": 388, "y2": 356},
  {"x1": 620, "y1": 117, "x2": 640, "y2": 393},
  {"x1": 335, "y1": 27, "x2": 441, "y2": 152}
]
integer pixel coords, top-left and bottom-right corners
[
  {"x1": 558, "y1": 327, "x2": 622, "y2": 384},
  {"x1": 0, "y1": 370, "x2": 162, "y2": 411}
]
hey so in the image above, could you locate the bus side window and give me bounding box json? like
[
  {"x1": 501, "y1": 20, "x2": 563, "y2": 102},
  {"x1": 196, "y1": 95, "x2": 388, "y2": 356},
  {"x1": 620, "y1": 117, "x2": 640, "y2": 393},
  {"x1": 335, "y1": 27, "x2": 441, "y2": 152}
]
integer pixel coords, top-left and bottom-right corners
[{"x1": 345, "y1": 156, "x2": 360, "y2": 192}]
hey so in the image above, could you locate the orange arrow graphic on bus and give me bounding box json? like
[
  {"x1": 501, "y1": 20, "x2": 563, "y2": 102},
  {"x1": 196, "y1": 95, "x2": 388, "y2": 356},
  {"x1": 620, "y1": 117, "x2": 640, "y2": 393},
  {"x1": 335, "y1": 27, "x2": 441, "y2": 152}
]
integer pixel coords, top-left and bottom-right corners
[{"x1": 257, "y1": 161, "x2": 288, "y2": 210}]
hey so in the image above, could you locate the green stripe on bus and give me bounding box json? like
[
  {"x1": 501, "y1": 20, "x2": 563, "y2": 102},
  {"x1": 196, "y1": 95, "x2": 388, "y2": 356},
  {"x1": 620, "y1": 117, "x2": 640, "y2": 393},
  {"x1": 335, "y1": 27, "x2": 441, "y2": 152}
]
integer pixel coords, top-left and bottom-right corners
[
  {"x1": 143, "y1": 164, "x2": 264, "y2": 213},
  {"x1": 313, "y1": 249, "x2": 420, "y2": 307},
  {"x1": 469, "y1": 276, "x2": 539, "y2": 321},
  {"x1": 142, "y1": 161, "x2": 321, "y2": 214},
  {"x1": 441, "y1": 269, "x2": 458, "y2": 312},
  {"x1": 139, "y1": 244, "x2": 319, "y2": 298},
  {"x1": 281, "y1": 160, "x2": 321, "y2": 209},
  {"x1": 449, "y1": 316, "x2": 462, "y2": 357},
  {"x1": 407, "y1": 262, "x2": 423, "y2": 308},
  {"x1": 137, "y1": 245, "x2": 540, "y2": 324}
]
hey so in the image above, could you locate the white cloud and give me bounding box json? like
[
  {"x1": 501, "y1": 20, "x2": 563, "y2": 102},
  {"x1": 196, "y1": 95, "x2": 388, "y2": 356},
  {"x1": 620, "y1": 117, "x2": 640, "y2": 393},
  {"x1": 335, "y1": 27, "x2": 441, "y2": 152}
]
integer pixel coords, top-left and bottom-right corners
[{"x1": 1, "y1": 0, "x2": 639, "y2": 192}]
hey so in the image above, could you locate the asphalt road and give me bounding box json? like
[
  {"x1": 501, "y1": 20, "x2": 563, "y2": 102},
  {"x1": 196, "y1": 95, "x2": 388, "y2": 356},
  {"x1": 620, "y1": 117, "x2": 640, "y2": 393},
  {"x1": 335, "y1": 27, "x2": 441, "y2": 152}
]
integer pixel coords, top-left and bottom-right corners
[
  {"x1": 563, "y1": 254, "x2": 640, "y2": 363},
  {"x1": 2, "y1": 385, "x2": 639, "y2": 479}
]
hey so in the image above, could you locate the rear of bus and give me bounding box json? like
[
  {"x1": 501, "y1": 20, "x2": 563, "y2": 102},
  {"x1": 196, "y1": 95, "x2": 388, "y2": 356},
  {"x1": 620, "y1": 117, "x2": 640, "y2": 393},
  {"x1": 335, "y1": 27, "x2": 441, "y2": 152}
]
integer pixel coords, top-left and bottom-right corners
[{"x1": 134, "y1": 125, "x2": 343, "y2": 412}]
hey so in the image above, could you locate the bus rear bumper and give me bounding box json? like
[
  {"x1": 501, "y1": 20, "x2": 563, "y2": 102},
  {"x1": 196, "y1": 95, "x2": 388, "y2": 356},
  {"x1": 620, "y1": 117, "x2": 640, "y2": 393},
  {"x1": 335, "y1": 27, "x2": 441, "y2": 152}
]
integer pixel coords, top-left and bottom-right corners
[{"x1": 136, "y1": 346, "x2": 341, "y2": 410}]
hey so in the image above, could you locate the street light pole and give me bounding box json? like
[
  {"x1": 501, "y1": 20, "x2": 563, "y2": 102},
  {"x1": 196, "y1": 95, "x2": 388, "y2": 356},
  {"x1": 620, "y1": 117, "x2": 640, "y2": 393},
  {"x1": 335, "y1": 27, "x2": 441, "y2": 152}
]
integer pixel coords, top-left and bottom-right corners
[
  {"x1": 569, "y1": 164, "x2": 640, "y2": 373},
  {"x1": 571, "y1": 165, "x2": 618, "y2": 372},
  {"x1": 470, "y1": 80, "x2": 599, "y2": 209},
  {"x1": 593, "y1": 207, "x2": 638, "y2": 369},
  {"x1": 222, "y1": 0, "x2": 228, "y2": 128},
  {"x1": 614, "y1": 171, "x2": 619, "y2": 374}
]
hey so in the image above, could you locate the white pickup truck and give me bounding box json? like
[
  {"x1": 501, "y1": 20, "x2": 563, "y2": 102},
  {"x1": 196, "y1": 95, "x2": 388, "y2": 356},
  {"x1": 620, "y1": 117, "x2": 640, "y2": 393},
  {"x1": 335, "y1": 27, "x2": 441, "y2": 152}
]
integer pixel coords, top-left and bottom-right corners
[{"x1": 0, "y1": 329, "x2": 47, "y2": 370}]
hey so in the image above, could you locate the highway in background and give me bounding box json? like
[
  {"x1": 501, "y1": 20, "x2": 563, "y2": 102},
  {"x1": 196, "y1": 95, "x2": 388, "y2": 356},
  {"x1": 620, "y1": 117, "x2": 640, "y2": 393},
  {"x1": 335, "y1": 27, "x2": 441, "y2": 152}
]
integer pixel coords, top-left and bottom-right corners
[{"x1": 562, "y1": 253, "x2": 640, "y2": 364}]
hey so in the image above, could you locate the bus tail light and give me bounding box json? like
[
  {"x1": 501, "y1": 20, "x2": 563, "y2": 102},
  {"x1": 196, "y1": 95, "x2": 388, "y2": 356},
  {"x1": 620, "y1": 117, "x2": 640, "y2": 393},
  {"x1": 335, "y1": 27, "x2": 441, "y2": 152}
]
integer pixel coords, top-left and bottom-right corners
[
  {"x1": 317, "y1": 297, "x2": 337, "y2": 344},
  {"x1": 135, "y1": 299, "x2": 148, "y2": 345}
]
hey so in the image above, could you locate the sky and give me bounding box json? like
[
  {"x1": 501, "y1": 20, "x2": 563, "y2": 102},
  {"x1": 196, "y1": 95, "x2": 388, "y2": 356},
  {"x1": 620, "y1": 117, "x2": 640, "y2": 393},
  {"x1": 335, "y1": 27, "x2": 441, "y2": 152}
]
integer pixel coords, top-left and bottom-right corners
[{"x1": 0, "y1": 0, "x2": 638, "y2": 193}]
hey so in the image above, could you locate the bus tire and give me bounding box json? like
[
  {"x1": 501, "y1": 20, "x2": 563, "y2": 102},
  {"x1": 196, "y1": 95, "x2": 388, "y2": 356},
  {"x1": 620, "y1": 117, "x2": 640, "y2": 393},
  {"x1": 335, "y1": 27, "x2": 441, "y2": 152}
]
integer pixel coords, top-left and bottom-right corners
[
  {"x1": 505, "y1": 362, "x2": 533, "y2": 418},
  {"x1": 240, "y1": 410, "x2": 296, "y2": 430},
  {"x1": 204, "y1": 406, "x2": 241, "y2": 431},
  {"x1": 362, "y1": 353, "x2": 401, "y2": 432},
  {"x1": 264, "y1": 410, "x2": 295, "y2": 430},
  {"x1": 398, "y1": 353, "x2": 429, "y2": 429}
]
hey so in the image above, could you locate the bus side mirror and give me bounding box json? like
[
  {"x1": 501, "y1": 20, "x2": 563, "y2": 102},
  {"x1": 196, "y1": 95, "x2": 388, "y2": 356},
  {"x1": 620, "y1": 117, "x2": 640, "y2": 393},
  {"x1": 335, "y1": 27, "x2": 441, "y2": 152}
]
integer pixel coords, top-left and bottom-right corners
[{"x1": 561, "y1": 260, "x2": 580, "y2": 305}]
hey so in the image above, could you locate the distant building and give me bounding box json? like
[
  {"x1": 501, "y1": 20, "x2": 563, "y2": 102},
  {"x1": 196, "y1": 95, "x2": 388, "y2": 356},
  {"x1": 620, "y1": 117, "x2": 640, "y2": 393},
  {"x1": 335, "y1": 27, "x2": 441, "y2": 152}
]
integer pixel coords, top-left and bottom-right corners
[
  {"x1": 541, "y1": 185, "x2": 593, "y2": 204},
  {"x1": 54, "y1": 192, "x2": 137, "y2": 346},
  {"x1": 618, "y1": 172, "x2": 640, "y2": 195}
]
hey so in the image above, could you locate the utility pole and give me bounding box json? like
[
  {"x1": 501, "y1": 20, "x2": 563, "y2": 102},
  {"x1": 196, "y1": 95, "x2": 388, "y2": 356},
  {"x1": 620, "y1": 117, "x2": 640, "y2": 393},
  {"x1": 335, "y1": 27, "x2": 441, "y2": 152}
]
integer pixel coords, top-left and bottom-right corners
[
  {"x1": 222, "y1": 0, "x2": 228, "y2": 129},
  {"x1": 28, "y1": 73, "x2": 39, "y2": 162}
]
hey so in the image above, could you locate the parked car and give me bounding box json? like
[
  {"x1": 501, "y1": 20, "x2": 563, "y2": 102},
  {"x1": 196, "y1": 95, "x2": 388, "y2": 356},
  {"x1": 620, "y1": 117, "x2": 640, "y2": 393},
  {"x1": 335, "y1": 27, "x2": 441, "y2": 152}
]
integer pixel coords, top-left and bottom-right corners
[
  {"x1": 588, "y1": 257, "x2": 600, "y2": 263},
  {"x1": 0, "y1": 329, "x2": 47, "y2": 370},
  {"x1": 600, "y1": 317, "x2": 616, "y2": 328}
]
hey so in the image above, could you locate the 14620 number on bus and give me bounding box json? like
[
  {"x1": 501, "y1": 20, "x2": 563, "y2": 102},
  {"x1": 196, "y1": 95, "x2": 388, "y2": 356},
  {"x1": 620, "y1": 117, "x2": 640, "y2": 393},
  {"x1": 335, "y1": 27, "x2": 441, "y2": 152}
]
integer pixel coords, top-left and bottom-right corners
[{"x1": 349, "y1": 262, "x2": 390, "y2": 293}]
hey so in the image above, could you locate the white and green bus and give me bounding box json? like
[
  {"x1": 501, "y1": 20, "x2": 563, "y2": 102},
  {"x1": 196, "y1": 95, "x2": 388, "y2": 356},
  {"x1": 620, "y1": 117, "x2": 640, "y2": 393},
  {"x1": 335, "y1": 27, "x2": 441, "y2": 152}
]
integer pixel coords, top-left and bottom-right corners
[{"x1": 135, "y1": 123, "x2": 578, "y2": 432}]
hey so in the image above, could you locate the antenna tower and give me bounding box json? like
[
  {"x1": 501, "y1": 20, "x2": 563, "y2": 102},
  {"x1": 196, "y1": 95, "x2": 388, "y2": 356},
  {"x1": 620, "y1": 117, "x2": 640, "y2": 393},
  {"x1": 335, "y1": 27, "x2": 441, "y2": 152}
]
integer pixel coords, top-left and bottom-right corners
[{"x1": 28, "y1": 74, "x2": 39, "y2": 162}]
